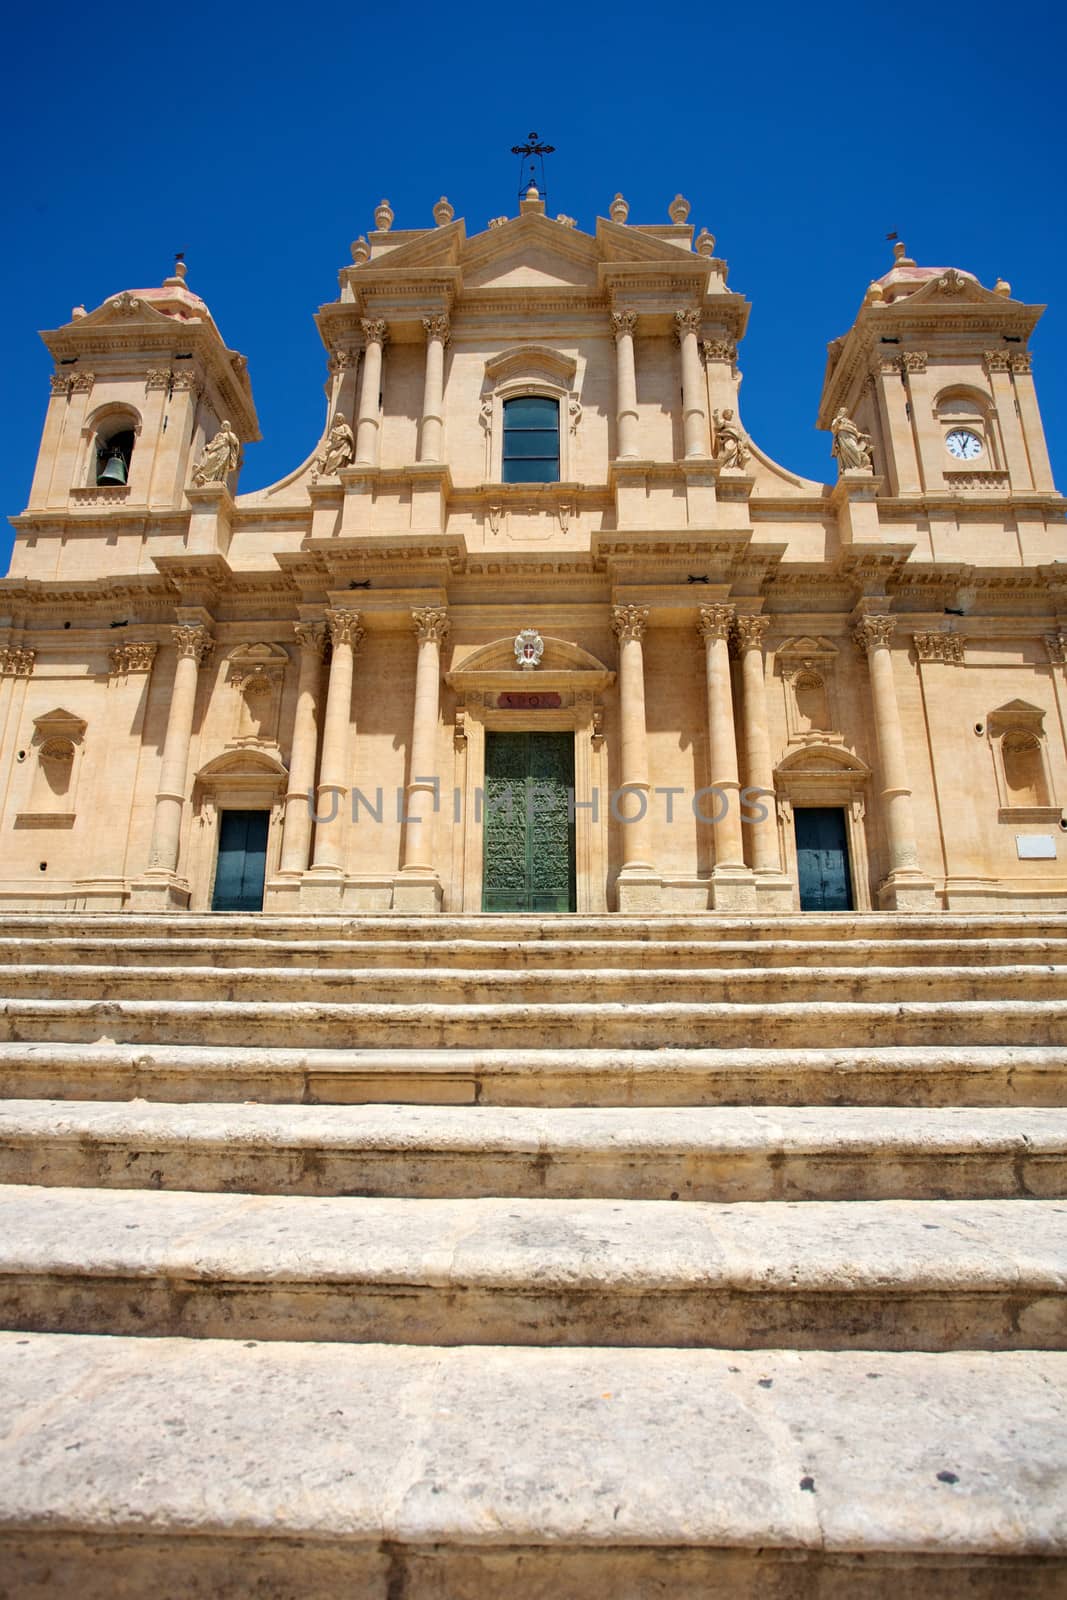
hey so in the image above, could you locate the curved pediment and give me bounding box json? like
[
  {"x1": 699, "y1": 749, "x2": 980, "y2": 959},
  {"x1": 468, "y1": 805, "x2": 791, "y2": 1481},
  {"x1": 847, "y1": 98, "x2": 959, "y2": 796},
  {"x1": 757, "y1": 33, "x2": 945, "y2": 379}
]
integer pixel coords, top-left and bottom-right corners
[
  {"x1": 776, "y1": 743, "x2": 869, "y2": 778},
  {"x1": 195, "y1": 748, "x2": 289, "y2": 783},
  {"x1": 484, "y1": 344, "x2": 578, "y2": 388},
  {"x1": 446, "y1": 634, "x2": 614, "y2": 693}
]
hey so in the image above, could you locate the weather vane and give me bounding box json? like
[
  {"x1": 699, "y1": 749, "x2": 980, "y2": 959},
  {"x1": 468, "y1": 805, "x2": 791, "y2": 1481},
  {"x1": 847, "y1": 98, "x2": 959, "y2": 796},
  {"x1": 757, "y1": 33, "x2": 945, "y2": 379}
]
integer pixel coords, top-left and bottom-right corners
[{"x1": 510, "y1": 131, "x2": 555, "y2": 210}]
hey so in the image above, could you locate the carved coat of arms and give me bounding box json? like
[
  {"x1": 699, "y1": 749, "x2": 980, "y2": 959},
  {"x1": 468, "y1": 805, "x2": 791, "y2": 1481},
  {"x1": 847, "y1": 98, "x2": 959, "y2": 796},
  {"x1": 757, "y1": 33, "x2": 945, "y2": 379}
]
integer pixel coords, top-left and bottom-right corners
[{"x1": 514, "y1": 629, "x2": 544, "y2": 671}]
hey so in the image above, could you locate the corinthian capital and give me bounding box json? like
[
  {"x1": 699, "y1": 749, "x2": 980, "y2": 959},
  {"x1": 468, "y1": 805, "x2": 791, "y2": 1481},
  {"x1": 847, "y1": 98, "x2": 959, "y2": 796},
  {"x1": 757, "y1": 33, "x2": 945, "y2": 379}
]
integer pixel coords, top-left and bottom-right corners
[
  {"x1": 109, "y1": 642, "x2": 158, "y2": 676},
  {"x1": 325, "y1": 608, "x2": 365, "y2": 651},
  {"x1": 702, "y1": 338, "x2": 736, "y2": 365},
  {"x1": 697, "y1": 604, "x2": 735, "y2": 642},
  {"x1": 293, "y1": 621, "x2": 327, "y2": 655},
  {"x1": 673, "y1": 308, "x2": 702, "y2": 341},
  {"x1": 421, "y1": 314, "x2": 450, "y2": 345},
  {"x1": 612, "y1": 604, "x2": 649, "y2": 644},
  {"x1": 733, "y1": 614, "x2": 769, "y2": 651},
  {"x1": 611, "y1": 310, "x2": 638, "y2": 341},
  {"x1": 0, "y1": 647, "x2": 36, "y2": 677},
  {"x1": 412, "y1": 606, "x2": 450, "y2": 644},
  {"x1": 913, "y1": 630, "x2": 964, "y2": 665},
  {"x1": 172, "y1": 625, "x2": 213, "y2": 664},
  {"x1": 853, "y1": 615, "x2": 895, "y2": 654},
  {"x1": 361, "y1": 318, "x2": 389, "y2": 347},
  {"x1": 899, "y1": 351, "x2": 928, "y2": 375},
  {"x1": 1044, "y1": 631, "x2": 1067, "y2": 666}
]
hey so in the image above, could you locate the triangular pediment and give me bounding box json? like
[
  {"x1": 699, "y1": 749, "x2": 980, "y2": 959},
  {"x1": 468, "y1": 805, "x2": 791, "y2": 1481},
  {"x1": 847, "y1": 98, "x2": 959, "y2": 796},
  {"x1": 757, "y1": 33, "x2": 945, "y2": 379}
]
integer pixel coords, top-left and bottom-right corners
[{"x1": 462, "y1": 214, "x2": 603, "y2": 289}]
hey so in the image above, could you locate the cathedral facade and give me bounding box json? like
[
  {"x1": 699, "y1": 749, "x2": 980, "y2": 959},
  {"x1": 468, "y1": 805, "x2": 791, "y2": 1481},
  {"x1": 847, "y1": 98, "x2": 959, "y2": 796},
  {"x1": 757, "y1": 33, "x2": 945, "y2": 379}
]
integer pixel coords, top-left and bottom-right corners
[{"x1": 4, "y1": 186, "x2": 1065, "y2": 916}]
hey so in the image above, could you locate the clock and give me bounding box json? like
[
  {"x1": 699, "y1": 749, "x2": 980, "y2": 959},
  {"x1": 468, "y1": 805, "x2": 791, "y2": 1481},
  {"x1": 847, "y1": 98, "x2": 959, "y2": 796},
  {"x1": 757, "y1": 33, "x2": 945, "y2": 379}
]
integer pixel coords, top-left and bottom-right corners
[{"x1": 945, "y1": 429, "x2": 983, "y2": 461}]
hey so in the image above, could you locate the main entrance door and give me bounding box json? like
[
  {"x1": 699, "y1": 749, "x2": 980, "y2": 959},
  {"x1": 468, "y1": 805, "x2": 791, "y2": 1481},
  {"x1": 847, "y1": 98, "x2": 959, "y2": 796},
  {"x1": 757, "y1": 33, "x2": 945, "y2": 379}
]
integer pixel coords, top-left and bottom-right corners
[
  {"x1": 795, "y1": 806, "x2": 853, "y2": 911},
  {"x1": 212, "y1": 809, "x2": 269, "y2": 912},
  {"x1": 482, "y1": 731, "x2": 576, "y2": 912}
]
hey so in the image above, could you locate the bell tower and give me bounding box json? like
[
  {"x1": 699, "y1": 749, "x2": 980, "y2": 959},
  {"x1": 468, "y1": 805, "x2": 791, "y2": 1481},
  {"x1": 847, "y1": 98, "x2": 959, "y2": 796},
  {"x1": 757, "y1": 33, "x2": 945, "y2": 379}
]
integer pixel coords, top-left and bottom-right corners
[
  {"x1": 818, "y1": 242, "x2": 1055, "y2": 501},
  {"x1": 25, "y1": 260, "x2": 258, "y2": 518}
]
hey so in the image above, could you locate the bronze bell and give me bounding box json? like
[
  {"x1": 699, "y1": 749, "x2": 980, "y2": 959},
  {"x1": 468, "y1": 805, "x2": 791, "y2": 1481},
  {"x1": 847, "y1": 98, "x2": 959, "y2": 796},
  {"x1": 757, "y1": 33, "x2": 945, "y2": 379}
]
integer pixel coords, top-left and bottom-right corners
[{"x1": 97, "y1": 451, "x2": 128, "y2": 486}]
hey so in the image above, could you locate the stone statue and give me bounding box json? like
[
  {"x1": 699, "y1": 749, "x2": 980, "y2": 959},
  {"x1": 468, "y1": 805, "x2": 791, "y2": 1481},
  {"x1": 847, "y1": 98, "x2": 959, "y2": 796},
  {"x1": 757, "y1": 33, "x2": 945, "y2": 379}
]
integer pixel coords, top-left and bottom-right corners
[
  {"x1": 713, "y1": 408, "x2": 750, "y2": 470},
  {"x1": 192, "y1": 421, "x2": 240, "y2": 486},
  {"x1": 831, "y1": 409, "x2": 874, "y2": 472},
  {"x1": 318, "y1": 412, "x2": 355, "y2": 477}
]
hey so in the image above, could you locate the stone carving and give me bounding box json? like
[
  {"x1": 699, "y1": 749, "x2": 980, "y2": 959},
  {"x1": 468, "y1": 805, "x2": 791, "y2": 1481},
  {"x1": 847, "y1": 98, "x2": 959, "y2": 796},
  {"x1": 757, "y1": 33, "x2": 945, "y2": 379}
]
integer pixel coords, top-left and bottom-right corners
[
  {"x1": 702, "y1": 338, "x2": 736, "y2": 364},
  {"x1": 697, "y1": 604, "x2": 735, "y2": 642},
  {"x1": 1044, "y1": 632, "x2": 1067, "y2": 666},
  {"x1": 1011, "y1": 351, "x2": 1033, "y2": 374},
  {"x1": 733, "y1": 615, "x2": 770, "y2": 651},
  {"x1": 611, "y1": 310, "x2": 638, "y2": 341},
  {"x1": 422, "y1": 314, "x2": 451, "y2": 345},
  {"x1": 172, "y1": 625, "x2": 213, "y2": 664},
  {"x1": 361, "y1": 318, "x2": 389, "y2": 346},
  {"x1": 412, "y1": 607, "x2": 450, "y2": 644},
  {"x1": 350, "y1": 237, "x2": 370, "y2": 265},
  {"x1": 935, "y1": 270, "x2": 968, "y2": 296},
  {"x1": 487, "y1": 503, "x2": 502, "y2": 535},
  {"x1": 454, "y1": 708, "x2": 467, "y2": 748},
  {"x1": 374, "y1": 199, "x2": 394, "y2": 232},
  {"x1": 110, "y1": 293, "x2": 141, "y2": 315},
  {"x1": 569, "y1": 396, "x2": 582, "y2": 433},
  {"x1": 913, "y1": 631, "x2": 964, "y2": 665},
  {"x1": 192, "y1": 421, "x2": 239, "y2": 486},
  {"x1": 712, "y1": 409, "x2": 750, "y2": 470},
  {"x1": 674, "y1": 308, "x2": 702, "y2": 340},
  {"x1": 293, "y1": 621, "x2": 327, "y2": 656},
  {"x1": 668, "y1": 194, "x2": 691, "y2": 223},
  {"x1": 557, "y1": 501, "x2": 574, "y2": 533},
  {"x1": 944, "y1": 471, "x2": 1009, "y2": 491},
  {"x1": 328, "y1": 351, "x2": 357, "y2": 374},
  {"x1": 488, "y1": 216, "x2": 508, "y2": 229},
  {"x1": 109, "y1": 642, "x2": 157, "y2": 676},
  {"x1": 433, "y1": 197, "x2": 454, "y2": 226},
  {"x1": 514, "y1": 628, "x2": 544, "y2": 671},
  {"x1": 0, "y1": 648, "x2": 36, "y2": 677},
  {"x1": 145, "y1": 370, "x2": 171, "y2": 391},
  {"x1": 612, "y1": 605, "x2": 649, "y2": 644},
  {"x1": 900, "y1": 351, "x2": 928, "y2": 374},
  {"x1": 853, "y1": 615, "x2": 895, "y2": 654},
  {"x1": 49, "y1": 373, "x2": 71, "y2": 395},
  {"x1": 317, "y1": 412, "x2": 355, "y2": 478},
  {"x1": 555, "y1": 214, "x2": 577, "y2": 229},
  {"x1": 831, "y1": 409, "x2": 874, "y2": 473},
  {"x1": 170, "y1": 371, "x2": 200, "y2": 393},
  {"x1": 591, "y1": 706, "x2": 605, "y2": 748},
  {"x1": 984, "y1": 350, "x2": 1012, "y2": 374},
  {"x1": 694, "y1": 228, "x2": 716, "y2": 257},
  {"x1": 325, "y1": 608, "x2": 364, "y2": 651},
  {"x1": 610, "y1": 194, "x2": 629, "y2": 223},
  {"x1": 70, "y1": 370, "x2": 95, "y2": 393},
  {"x1": 480, "y1": 398, "x2": 494, "y2": 434}
]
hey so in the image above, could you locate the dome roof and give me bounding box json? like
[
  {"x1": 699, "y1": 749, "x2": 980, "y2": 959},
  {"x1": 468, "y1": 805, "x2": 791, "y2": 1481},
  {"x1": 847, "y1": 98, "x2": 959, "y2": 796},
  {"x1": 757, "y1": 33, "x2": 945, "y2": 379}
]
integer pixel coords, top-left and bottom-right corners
[{"x1": 876, "y1": 241, "x2": 978, "y2": 303}]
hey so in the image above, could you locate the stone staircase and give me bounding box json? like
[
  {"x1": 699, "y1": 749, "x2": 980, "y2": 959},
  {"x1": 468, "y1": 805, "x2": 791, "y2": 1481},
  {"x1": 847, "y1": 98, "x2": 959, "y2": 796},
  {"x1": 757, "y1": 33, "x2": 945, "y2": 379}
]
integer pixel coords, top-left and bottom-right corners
[{"x1": 0, "y1": 912, "x2": 1065, "y2": 1597}]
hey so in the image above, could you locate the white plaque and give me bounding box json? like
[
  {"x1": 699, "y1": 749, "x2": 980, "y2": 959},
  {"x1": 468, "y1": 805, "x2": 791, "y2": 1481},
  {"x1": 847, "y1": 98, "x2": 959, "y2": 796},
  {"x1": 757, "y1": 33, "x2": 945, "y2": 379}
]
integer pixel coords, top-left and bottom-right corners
[{"x1": 1016, "y1": 834, "x2": 1056, "y2": 860}]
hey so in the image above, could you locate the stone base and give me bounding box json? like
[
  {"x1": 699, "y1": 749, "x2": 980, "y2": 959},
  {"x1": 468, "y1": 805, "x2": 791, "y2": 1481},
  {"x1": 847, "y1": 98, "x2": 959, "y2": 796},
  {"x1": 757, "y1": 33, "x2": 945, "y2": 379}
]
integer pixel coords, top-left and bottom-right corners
[
  {"x1": 296, "y1": 869, "x2": 346, "y2": 912},
  {"x1": 615, "y1": 873, "x2": 663, "y2": 914},
  {"x1": 753, "y1": 873, "x2": 795, "y2": 913},
  {"x1": 126, "y1": 873, "x2": 191, "y2": 912},
  {"x1": 708, "y1": 868, "x2": 758, "y2": 913},
  {"x1": 877, "y1": 873, "x2": 938, "y2": 912},
  {"x1": 390, "y1": 873, "x2": 444, "y2": 915}
]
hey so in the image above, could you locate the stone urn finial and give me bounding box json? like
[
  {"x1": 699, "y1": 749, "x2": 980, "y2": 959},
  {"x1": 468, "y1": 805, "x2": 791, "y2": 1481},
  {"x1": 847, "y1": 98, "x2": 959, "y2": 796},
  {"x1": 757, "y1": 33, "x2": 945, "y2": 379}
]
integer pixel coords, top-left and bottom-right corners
[
  {"x1": 994, "y1": 276, "x2": 1012, "y2": 297},
  {"x1": 669, "y1": 193, "x2": 690, "y2": 223},
  {"x1": 610, "y1": 193, "x2": 629, "y2": 224},
  {"x1": 865, "y1": 279, "x2": 885, "y2": 305},
  {"x1": 695, "y1": 227, "x2": 716, "y2": 257},
  {"x1": 374, "y1": 198, "x2": 394, "y2": 232},
  {"x1": 433, "y1": 196, "x2": 454, "y2": 226},
  {"x1": 350, "y1": 235, "x2": 370, "y2": 265}
]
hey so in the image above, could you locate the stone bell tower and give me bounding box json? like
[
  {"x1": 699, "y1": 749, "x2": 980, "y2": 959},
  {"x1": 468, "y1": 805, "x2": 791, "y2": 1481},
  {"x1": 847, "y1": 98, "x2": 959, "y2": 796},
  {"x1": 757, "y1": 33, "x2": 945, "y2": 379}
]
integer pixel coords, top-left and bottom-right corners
[
  {"x1": 23, "y1": 260, "x2": 258, "y2": 523},
  {"x1": 818, "y1": 241, "x2": 1055, "y2": 503}
]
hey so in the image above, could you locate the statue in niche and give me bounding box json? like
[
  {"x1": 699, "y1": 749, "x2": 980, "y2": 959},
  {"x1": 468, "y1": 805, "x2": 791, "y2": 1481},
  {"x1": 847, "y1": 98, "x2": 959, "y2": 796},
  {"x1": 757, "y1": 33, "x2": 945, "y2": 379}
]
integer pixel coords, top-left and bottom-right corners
[
  {"x1": 712, "y1": 408, "x2": 750, "y2": 470},
  {"x1": 318, "y1": 412, "x2": 355, "y2": 477},
  {"x1": 192, "y1": 420, "x2": 240, "y2": 486},
  {"x1": 831, "y1": 409, "x2": 874, "y2": 472}
]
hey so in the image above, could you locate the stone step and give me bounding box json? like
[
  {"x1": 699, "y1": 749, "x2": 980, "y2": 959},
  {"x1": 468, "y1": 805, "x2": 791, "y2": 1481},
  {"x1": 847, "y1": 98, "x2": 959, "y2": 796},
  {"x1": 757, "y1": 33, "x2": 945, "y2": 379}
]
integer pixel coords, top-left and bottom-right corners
[
  {"x1": 1, "y1": 934, "x2": 1066, "y2": 971},
  {"x1": 3, "y1": 1101, "x2": 1065, "y2": 1201},
  {"x1": 2, "y1": 1042, "x2": 1064, "y2": 1106},
  {"x1": 2, "y1": 996, "x2": 1066, "y2": 1051},
  {"x1": 3, "y1": 960, "x2": 1063, "y2": 1007},
  {"x1": 2, "y1": 1186, "x2": 1064, "y2": 1349},
  {"x1": 3, "y1": 1334, "x2": 1065, "y2": 1598},
  {"x1": 0, "y1": 910, "x2": 1064, "y2": 945}
]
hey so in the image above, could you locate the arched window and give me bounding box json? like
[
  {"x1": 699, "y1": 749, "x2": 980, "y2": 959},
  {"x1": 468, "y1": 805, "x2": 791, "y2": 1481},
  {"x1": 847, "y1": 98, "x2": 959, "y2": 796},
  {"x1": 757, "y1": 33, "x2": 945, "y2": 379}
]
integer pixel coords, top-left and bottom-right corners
[{"x1": 502, "y1": 396, "x2": 559, "y2": 483}]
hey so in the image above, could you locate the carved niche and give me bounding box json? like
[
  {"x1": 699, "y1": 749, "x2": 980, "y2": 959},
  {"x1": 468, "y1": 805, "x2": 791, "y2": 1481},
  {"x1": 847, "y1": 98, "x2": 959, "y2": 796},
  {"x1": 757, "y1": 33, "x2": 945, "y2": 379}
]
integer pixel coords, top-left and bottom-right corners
[
  {"x1": 18, "y1": 708, "x2": 88, "y2": 826},
  {"x1": 776, "y1": 637, "x2": 842, "y2": 745},
  {"x1": 225, "y1": 642, "x2": 289, "y2": 746},
  {"x1": 986, "y1": 700, "x2": 1058, "y2": 821}
]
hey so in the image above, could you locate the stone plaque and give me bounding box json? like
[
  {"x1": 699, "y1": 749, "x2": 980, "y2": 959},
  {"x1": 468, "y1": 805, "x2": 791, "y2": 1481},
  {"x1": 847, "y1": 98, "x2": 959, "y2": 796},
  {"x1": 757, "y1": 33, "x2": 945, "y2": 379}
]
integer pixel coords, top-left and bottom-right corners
[
  {"x1": 498, "y1": 692, "x2": 562, "y2": 710},
  {"x1": 1016, "y1": 834, "x2": 1056, "y2": 859}
]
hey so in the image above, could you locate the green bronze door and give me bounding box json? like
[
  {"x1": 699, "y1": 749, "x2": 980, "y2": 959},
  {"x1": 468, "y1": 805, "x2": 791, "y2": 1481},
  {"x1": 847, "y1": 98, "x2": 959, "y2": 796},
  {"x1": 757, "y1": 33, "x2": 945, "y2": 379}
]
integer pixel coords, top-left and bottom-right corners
[{"x1": 482, "y1": 731, "x2": 576, "y2": 912}]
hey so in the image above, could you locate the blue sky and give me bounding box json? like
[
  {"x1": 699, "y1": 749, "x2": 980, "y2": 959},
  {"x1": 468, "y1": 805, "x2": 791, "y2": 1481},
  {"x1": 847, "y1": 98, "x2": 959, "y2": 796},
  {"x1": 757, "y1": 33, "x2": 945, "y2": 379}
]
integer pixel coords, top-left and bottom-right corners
[{"x1": 2, "y1": 0, "x2": 1064, "y2": 567}]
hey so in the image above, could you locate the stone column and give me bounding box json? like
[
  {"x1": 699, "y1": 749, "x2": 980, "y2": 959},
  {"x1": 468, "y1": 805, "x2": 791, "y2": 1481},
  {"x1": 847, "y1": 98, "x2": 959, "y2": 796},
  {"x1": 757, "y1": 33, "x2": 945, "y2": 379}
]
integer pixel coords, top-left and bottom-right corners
[
  {"x1": 146, "y1": 623, "x2": 213, "y2": 875},
  {"x1": 355, "y1": 319, "x2": 388, "y2": 465},
  {"x1": 278, "y1": 621, "x2": 326, "y2": 876},
  {"x1": 418, "y1": 316, "x2": 449, "y2": 465},
  {"x1": 310, "y1": 609, "x2": 363, "y2": 873},
  {"x1": 675, "y1": 309, "x2": 708, "y2": 459},
  {"x1": 734, "y1": 614, "x2": 780, "y2": 875},
  {"x1": 611, "y1": 605, "x2": 656, "y2": 881},
  {"x1": 612, "y1": 311, "x2": 639, "y2": 460},
  {"x1": 394, "y1": 607, "x2": 449, "y2": 913},
  {"x1": 854, "y1": 615, "x2": 933, "y2": 908},
  {"x1": 697, "y1": 605, "x2": 745, "y2": 871}
]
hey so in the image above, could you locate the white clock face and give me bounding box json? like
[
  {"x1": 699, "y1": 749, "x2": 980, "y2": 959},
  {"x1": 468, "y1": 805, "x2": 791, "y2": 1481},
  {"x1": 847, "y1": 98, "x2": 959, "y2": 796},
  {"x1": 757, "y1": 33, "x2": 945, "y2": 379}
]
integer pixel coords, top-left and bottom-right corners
[{"x1": 945, "y1": 429, "x2": 983, "y2": 461}]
